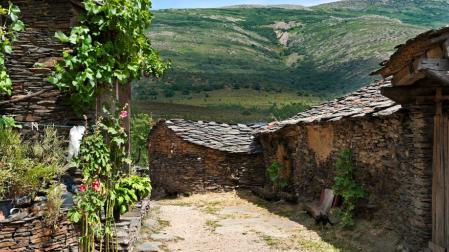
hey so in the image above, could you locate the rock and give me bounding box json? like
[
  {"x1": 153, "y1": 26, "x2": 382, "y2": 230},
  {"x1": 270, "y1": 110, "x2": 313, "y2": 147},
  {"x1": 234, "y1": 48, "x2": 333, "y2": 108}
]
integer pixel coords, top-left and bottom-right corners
[
  {"x1": 144, "y1": 219, "x2": 158, "y2": 228},
  {"x1": 136, "y1": 242, "x2": 162, "y2": 252},
  {"x1": 150, "y1": 233, "x2": 175, "y2": 241}
]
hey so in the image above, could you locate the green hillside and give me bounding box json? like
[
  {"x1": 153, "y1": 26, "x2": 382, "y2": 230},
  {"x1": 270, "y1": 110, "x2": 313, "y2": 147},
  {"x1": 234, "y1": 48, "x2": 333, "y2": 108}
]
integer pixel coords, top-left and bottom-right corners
[{"x1": 133, "y1": 0, "x2": 449, "y2": 123}]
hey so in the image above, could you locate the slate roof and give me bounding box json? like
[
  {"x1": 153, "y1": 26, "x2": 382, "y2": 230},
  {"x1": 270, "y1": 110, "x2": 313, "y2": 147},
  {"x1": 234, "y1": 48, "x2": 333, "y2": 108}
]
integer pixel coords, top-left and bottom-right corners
[
  {"x1": 258, "y1": 80, "x2": 402, "y2": 134},
  {"x1": 372, "y1": 26, "x2": 449, "y2": 78},
  {"x1": 162, "y1": 119, "x2": 262, "y2": 154}
]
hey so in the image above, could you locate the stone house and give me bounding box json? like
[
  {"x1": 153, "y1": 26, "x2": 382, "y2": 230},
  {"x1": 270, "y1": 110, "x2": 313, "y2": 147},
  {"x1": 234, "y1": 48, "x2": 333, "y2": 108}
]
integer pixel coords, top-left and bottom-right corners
[
  {"x1": 148, "y1": 119, "x2": 266, "y2": 195},
  {"x1": 0, "y1": 0, "x2": 81, "y2": 125},
  {"x1": 255, "y1": 26, "x2": 449, "y2": 251},
  {"x1": 0, "y1": 0, "x2": 131, "y2": 130},
  {"x1": 256, "y1": 80, "x2": 431, "y2": 249}
]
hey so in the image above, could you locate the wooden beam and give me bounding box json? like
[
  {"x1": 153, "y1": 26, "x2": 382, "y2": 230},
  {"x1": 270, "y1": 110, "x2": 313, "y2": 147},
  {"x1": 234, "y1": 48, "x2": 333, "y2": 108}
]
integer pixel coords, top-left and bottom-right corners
[
  {"x1": 392, "y1": 63, "x2": 426, "y2": 86},
  {"x1": 381, "y1": 86, "x2": 437, "y2": 104},
  {"x1": 0, "y1": 86, "x2": 55, "y2": 106},
  {"x1": 422, "y1": 68, "x2": 449, "y2": 86},
  {"x1": 426, "y1": 46, "x2": 444, "y2": 59},
  {"x1": 418, "y1": 58, "x2": 449, "y2": 72},
  {"x1": 432, "y1": 88, "x2": 446, "y2": 251},
  {"x1": 443, "y1": 39, "x2": 449, "y2": 59}
]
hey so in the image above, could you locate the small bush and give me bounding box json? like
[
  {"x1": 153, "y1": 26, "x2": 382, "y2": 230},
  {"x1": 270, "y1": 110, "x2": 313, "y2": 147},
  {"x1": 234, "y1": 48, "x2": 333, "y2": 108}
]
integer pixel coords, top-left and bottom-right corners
[
  {"x1": 131, "y1": 113, "x2": 153, "y2": 166},
  {"x1": 44, "y1": 184, "x2": 64, "y2": 226},
  {"x1": 267, "y1": 162, "x2": 288, "y2": 191},
  {"x1": 333, "y1": 149, "x2": 366, "y2": 227},
  {"x1": 0, "y1": 127, "x2": 66, "y2": 199}
]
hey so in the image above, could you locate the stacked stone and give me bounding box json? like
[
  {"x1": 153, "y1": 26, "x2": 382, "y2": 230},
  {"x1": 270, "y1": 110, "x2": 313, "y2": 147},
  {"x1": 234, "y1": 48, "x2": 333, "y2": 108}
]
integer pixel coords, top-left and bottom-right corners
[
  {"x1": 165, "y1": 119, "x2": 262, "y2": 154},
  {"x1": 0, "y1": 212, "x2": 78, "y2": 251},
  {"x1": 149, "y1": 120, "x2": 266, "y2": 195},
  {"x1": 258, "y1": 80, "x2": 401, "y2": 134},
  {"x1": 0, "y1": 0, "x2": 83, "y2": 126},
  {"x1": 256, "y1": 81, "x2": 434, "y2": 251}
]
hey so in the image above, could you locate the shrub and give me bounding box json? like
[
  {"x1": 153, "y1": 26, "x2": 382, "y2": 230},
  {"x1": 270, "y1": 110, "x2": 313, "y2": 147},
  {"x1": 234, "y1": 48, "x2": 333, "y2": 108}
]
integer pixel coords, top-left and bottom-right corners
[
  {"x1": 44, "y1": 184, "x2": 64, "y2": 226},
  {"x1": 332, "y1": 149, "x2": 366, "y2": 227},
  {"x1": 131, "y1": 113, "x2": 153, "y2": 166},
  {"x1": 0, "y1": 127, "x2": 66, "y2": 199},
  {"x1": 267, "y1": 161, "x2": 288, "y2": 191}
]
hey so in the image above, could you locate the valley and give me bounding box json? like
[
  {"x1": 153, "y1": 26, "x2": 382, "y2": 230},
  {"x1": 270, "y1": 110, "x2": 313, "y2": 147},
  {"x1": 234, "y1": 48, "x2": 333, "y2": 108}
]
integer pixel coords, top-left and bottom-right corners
[{"x1": 134, "y1": 0, "x2": 449, "y2": 123}]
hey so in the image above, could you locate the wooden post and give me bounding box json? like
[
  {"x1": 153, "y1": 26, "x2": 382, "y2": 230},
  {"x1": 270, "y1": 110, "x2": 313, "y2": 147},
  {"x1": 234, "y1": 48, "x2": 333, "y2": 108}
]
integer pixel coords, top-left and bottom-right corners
[{"x1": 430, "y1": 88, "x2": 447, "y2": 252}]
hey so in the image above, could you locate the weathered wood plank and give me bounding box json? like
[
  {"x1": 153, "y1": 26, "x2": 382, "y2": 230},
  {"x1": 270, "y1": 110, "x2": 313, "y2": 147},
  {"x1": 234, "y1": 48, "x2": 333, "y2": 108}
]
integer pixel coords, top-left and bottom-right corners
[
  {"x1": 445, "y1": 113, "x2": 449, "y2": 249},
  {"x1": 422, "y1": 68, "x2": 449, "y2": 86},
  {"x1": 392, "y1": 63, "x2": 426, "y2": 86},
  {"x1": 432, "y1": 88, "x2": 446, "y2": 249},
  {"x1": 418, "y1": 58, "x2": 449, "y2": 72}
]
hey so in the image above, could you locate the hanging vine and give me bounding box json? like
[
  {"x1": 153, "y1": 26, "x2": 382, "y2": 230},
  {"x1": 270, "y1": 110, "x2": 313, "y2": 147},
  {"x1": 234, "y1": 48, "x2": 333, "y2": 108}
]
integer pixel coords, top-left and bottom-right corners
[
  {"x1": 0, "y1": 2, "x2": 24, "y2": 96},
  {"x1": 49, "y1": 0, "x2": 169, "y2": 111},
  {"x1": 0, "y1": 2, "x2": 25, "y2": 127}
]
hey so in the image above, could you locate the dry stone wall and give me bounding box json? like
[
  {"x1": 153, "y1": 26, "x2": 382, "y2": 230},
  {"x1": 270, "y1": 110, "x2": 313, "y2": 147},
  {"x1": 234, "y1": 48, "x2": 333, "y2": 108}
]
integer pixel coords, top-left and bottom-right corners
[
  {"x1": 0, "y1": 210, "x2": 78, "y2": 252},
  {"x1": 258, "y1": 108, "x2": 433, "y2": 250},
  {"x1": 0, "y1": 0, "x2": 82, "y2": 126},
  {"x1": 149, "y1": 124, "x2": 266, "y2": 195}
]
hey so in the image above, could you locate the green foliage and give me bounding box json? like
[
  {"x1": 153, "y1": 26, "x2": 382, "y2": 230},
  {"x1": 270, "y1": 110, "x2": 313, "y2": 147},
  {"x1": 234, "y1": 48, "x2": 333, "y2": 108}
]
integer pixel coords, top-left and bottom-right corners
[
  {"x1": 0, "y1": 127, "x2": 66, "y2": 199},
  {"x1": 0, "y1": 2, "x2": 25, "y2": 95},
  {"x1": 135, "y1": 2, "x2": 449, "y2": 103},
  {"x1": 50, "y1": 0, "x2": 169, "y2": 111},
  {"x1": 131, "y1": 113, "x2": 153, "y2": 166},
  {"x1": 0, "y1": 115, "x2": 21, "y2": 128},
  {"x1": 267, "y1": 161, "x2": 288, "y2": 191},
  {"x1": 69, "y1": 106, "x2": 151, "y2": 252},
  {"x1": 44, "y1": 184, "x2": 64, "y2": 226},
  {"x1": 113, "y1": 176, "x2": 151, "y2": 214},
  {"x1": 332, "y1": 149, "x2": 366, "y2": 227}
]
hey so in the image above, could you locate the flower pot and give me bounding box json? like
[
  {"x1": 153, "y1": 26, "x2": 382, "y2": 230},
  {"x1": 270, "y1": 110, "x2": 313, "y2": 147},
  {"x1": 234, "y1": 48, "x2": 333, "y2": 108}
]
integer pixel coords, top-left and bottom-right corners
[{"x1": 0, "y1": 200, "x2": 13, "y2": 219}]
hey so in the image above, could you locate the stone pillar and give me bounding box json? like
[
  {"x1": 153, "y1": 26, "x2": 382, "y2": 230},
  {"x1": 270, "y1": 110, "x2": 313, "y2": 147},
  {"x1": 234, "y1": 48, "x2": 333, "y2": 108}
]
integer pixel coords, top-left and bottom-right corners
[{"x1": 406, "y1": 104, "x2": 434, "y2": 250}]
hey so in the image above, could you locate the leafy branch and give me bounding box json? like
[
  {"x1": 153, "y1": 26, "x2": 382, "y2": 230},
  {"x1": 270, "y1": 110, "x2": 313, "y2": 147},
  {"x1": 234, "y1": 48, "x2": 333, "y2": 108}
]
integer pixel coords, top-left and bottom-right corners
[
  {"x1": 0, "y1": 2, "x2": 24, "y2": 96},
  {"x1": 50, "y1": 0, "x2": 169, "y2": 111}
]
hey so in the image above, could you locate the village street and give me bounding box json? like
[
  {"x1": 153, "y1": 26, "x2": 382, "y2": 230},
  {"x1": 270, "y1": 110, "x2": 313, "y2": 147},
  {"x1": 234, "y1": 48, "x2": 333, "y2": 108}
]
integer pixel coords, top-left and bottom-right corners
[{"x1": 134, "y1": 191, "x2": 400, "y2": 252}]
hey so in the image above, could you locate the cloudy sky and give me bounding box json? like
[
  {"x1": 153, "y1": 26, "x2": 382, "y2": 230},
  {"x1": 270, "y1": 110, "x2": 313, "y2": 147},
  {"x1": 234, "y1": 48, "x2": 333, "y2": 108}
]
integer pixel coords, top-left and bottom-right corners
[{"x1": 152, "y1": 0, "x2": 338, "y2": 9}]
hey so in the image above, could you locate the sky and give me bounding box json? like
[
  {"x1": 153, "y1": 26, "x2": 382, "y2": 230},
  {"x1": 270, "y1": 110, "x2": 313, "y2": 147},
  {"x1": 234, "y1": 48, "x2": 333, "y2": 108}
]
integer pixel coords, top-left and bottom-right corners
[{"x1": 152, "y1": 0, "x2": 338, "y2": 9}]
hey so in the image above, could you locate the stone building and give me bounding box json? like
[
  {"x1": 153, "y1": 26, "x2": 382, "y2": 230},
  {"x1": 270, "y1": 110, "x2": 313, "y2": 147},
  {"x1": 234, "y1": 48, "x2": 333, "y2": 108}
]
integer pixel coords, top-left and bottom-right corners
[
  {"x1": 148, "y1": 119, "x2": 266, "y2": 194},
  {"x1": 256, "y1": 81, "x2": 431, "y2": 249},
  {"x1": 255, "y1": 26, "x2": 449, "y2": 251},
  {"x1": 0, "y1": 0, "x2": 81, "y2": 125},
  {"x1": 0, "y1": 0, "x2": 131, "y2": 129}
]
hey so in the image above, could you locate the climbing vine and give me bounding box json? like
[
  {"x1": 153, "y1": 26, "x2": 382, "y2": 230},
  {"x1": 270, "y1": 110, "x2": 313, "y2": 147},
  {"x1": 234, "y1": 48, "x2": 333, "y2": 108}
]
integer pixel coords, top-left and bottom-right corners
[
  {"x1": 332, "y1": 149, "x2": 366, "y2": 227},
  {"x1": 0, "y1": 3, "x2": 25, "y2": 126},
  {"x1": 0, "y1": 2, "x2": 24, "y2": 96},
  {"x1": 49, "y1": 0, "x2": 169, "y2": 110}
]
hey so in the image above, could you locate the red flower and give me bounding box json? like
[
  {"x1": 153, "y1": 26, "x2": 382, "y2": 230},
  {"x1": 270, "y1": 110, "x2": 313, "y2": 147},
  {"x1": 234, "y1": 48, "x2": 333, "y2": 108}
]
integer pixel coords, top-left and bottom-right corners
[
  {"x1": 92, "y1": 180, "x2": 101, "y2": 192},
  {"x1": 79, "y1": 184, "x2": 87, "y2": 192},
  {"x1": 119, "y1": 111, "x2": 128, "y2": 119}
]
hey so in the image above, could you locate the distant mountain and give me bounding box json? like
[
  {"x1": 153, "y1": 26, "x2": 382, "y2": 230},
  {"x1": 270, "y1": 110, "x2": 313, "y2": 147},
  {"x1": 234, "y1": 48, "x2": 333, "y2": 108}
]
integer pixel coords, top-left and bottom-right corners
[
  {"x1": 222, "y1": 4, "x2": 309, "y2": 10},
  {"x1": 135, "y1": 0, "x2": 449, "y2": 101}
]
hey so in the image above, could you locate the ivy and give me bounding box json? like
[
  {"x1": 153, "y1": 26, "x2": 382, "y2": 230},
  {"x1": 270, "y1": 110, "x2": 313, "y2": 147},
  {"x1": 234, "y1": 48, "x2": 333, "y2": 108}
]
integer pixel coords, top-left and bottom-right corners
[
  {"x1": 0, "y1": 2, "x2": 24, "y2": 96},
  {"x1": 332, "y1": 149, "x2": 366, "y2": 227},
  {"x1": 50, "y1": 0, "x2": 169, "y2": 111}
]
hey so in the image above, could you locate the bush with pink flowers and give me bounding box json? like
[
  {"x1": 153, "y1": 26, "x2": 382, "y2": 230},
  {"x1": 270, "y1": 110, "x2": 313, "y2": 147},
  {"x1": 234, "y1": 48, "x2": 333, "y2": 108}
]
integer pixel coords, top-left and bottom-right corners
[{"x1": 68, "y1": 105, "x2": 151, "y2": 252}]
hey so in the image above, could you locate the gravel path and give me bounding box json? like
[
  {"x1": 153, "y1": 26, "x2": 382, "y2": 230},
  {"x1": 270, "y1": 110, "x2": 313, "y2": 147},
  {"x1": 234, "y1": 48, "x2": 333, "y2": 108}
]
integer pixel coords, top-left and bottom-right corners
[{"x1": 134, "y1": 191, "x2": 400, "y2": 252}]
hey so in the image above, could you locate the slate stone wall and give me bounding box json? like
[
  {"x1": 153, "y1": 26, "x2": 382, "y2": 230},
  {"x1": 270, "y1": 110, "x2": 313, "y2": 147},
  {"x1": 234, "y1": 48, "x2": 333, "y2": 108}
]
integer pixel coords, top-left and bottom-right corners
[
  {"x1": 0, "y1": 210, "x2": 79, "y2": 251},
  {"x1": 148, "y1": 124, "x2": 266, "y2": 194},
  {"x1": 0, "y1": 0, "x2": 82, "y2": 126},
  {"x1": 258, "y1": 108, "x2": 433, "y2": 251}
]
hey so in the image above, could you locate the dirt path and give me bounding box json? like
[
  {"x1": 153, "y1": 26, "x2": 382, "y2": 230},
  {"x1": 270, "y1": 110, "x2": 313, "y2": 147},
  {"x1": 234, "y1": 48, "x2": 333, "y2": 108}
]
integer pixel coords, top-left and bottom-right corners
[{"x1": 134, "y1": 191, "x2": 401, "y2": 252}]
